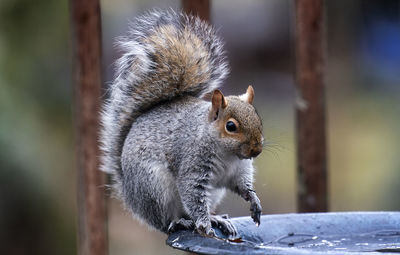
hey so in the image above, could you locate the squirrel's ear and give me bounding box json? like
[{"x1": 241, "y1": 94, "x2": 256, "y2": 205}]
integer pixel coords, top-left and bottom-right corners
[
  {"x1": 210, "y1": 89, "x2": 227, "y2": 121},
  {"x1": 239, "y1": 85, "x2": 254, "y2": 105}
]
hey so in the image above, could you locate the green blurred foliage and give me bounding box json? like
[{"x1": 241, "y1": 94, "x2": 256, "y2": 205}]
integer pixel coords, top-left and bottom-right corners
[{"x1": 0, "y1": 0, "x2": 75, "y2": 254}]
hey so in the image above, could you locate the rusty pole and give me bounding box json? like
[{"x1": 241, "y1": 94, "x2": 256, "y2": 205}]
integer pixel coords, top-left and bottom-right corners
[
  {"x1": 295, "y1": 0, "x2": 328, "y2": 212},
  {"x1": 182, "y1": 0, "x2": 211, "y2": 21},
  {"x1": 70, "y1": 0, "x2": 108, "y2": 254}
]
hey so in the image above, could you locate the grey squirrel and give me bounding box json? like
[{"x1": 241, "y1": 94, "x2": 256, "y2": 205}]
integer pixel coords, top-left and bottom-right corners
[{"x1": 100, "y1": 10, "x2": 263, "y2": 237}]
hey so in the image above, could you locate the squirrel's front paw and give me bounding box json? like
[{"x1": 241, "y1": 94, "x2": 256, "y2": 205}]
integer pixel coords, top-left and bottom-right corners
[
  {"x1": 195, "y1": 218, "x2": 215, "y2": 237},
  {"x1": 250, "y1": 195, "x2": 262, "y2": 226}
]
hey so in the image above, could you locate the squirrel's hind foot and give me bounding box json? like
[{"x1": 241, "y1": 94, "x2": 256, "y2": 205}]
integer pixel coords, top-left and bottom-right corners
[
  {"x1": 168, "y1": 218, "x2": 195, "y2": 233},
  {"x1": 210, "y1": 215, "x2": 237, "y2": 238}
]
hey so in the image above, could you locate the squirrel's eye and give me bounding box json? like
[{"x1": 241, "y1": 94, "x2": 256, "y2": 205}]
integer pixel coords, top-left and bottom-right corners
[{"x1": 226, "y1": 121, "x2": 237, "y2": 132}]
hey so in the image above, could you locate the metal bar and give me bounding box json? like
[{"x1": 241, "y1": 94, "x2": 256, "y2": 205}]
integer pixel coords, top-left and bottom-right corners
[
  {"x1": 182, "y1": 0, "x2": 211, "y2": 21},
  {"x1": 295, "y1": 0, "x2": 328, "y2": 212},
  {"x1": 70, "y1": 0, "x2": 108, "y2": 254}
]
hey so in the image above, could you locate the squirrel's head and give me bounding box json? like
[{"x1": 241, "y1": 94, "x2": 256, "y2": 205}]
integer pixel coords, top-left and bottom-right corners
[{"x1": 209, "y1": 86, "x2": 263, "y2": 159}]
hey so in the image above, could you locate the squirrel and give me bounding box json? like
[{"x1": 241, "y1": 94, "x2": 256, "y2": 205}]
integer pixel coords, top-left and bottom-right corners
[{"x1": 100, "y1": 9, "x2": 263, "y2": 238}]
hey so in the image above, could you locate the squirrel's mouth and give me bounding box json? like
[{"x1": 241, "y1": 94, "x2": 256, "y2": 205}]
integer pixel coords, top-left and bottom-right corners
[
  {"x1": 238, "y1": 145, "x2": 262, "y2": 160},
  {"x1": 237, "y1": 147, "x2": 262, "y2": 159},
  {"x1": 237, "y1": 154, "x2": 253, "y2": 160}
]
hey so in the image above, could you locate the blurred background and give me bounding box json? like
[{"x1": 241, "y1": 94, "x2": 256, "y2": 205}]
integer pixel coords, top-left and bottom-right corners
[{"x1": 1, "y1": 0, "x2": 400, "y2": 254}]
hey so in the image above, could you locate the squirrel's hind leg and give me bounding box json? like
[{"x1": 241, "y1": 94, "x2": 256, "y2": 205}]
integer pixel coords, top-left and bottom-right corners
[
  {"x1": 121, "y1": 154, "x2": 179, "y2": 232},
  {"x1": 210, "y1": 215, "x2": 237, "y2": 237},
  {"x1": 167, "y1": 218, "x2": 195, "y2": 233}
]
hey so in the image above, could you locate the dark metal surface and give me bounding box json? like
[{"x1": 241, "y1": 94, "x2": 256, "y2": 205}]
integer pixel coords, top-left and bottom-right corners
[{"x1": 167, "y1": 212, "x2": 400, "y2": 254}]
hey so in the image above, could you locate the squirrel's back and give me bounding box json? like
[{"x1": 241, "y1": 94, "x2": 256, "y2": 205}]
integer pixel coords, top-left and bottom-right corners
[{"x1": 100, "y1": 10, "x2": 229, "y2": 182}]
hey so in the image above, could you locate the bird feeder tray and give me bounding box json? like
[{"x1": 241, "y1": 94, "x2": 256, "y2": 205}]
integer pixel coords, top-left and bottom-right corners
[{"x1": 167, "y1": 212, "x2": 400, "y2": 254}]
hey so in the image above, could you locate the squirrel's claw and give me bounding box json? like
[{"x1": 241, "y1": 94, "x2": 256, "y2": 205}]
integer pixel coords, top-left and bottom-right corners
[
  {"x1": 168, "y1": 218, "x2": 195, "y2": 233},
  {"x1": 210, "y1": 215, "x2": 237, "y2": 237},
  {"x1": 250, "y1": 196, "x2": 262, "y2": 226},
  {"x1": 195, "y1": 218, "x2": 215, "y2": 237}
]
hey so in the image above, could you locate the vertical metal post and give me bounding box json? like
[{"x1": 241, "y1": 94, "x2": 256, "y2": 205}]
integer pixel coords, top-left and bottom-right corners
[
  {"x1": 295, "y1": 0, "x2": 328, "y2": 212},
  {"x1": 70, "y1": 0, "x2": 108, "y2": 254},
  {"x1": 182, "y1": 0, "x2": 211, "y2": 21}
]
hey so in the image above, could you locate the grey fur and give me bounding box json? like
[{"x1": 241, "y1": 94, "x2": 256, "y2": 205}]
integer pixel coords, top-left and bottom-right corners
[
  {"x1": 100, "y1": 9, "x2": 228, "y2": 181},
  {"x1": 100, "y1": 10, "x2": 262, "y2": 236}
]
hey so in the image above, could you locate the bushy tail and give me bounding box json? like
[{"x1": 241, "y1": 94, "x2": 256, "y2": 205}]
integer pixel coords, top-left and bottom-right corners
[{"x1": 100, "y1": 10, "x2": 229, "y2": 180}]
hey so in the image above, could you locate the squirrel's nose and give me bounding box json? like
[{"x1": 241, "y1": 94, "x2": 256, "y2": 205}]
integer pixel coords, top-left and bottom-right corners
[{"x1": 250, "y1": 147, "x2": 262, "y2": 158}]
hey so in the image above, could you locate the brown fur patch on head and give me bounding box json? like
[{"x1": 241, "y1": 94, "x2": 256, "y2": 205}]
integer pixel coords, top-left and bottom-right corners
[
  {"x1": 145, "y1": 24, "x2": 211, "y2": 91},
  {"x1": 214, "y1": 95, "x2": 263, "y2": 158}
]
